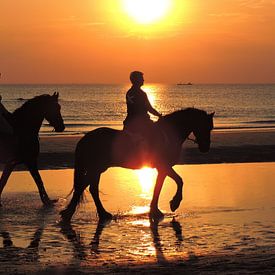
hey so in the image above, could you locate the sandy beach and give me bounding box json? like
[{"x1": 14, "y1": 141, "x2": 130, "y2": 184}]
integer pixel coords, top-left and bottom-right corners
[{"x1": 0, "y1": 128, "x2": 275, "y2": 274}]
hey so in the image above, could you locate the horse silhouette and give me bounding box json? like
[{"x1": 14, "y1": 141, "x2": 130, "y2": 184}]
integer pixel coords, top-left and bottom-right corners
[
  {"x1": 0, "y1": 93, "x2": 65, "y2": 207},
  {"x1": 60, "y1": 108, "x2": 214, "y2": 222}
]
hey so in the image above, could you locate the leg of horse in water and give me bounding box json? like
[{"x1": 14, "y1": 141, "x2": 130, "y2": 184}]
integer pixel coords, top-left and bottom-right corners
[
  {"x1": 60, "y1": 185, "x2": 88, "y2": 223},
  {"x1": 26, "y1": 161, "x2": 55, "y2": 206},
  {"x1": 89, "y1": 171, "x2": 113, "y2": 221},
  {"x1": 60, "y1": 173, "x2": 89, "y2": 223},
  {"x1": 167, "y1": 168, "x2": 183, "y2": 212},
  {"x1": 150, "y1": 169, "x2": 167, "y2": 221},
  {"x1": 0, "y1": 163, "x2": 16, "y2": 207}
]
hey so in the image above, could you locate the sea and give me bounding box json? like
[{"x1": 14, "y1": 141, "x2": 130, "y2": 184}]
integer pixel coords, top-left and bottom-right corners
[{"x1": 0, "y1": 84, "x2": 274, "y2": 136}]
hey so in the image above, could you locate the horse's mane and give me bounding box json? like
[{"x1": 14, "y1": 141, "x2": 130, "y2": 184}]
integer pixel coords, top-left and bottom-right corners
[
  {"x1": 161, "y1": 107, "x2": 207, "y2": 122},
  {"x1": 12, "y1": 94, "x2": 52, "y2": 117}
]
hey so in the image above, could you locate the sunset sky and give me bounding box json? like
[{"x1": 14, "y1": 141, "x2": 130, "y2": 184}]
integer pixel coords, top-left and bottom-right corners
[{"x1": 0, "y1": 0, "x2": 274, "y2": 84}]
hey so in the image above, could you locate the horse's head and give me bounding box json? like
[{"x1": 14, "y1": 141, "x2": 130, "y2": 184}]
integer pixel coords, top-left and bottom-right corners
[
  {"x1": 44, "y1": 92, "x2": 65, "y2": 132},
  {"x1": 192, "y1": 111, "x2": 214, "y2": 153}
]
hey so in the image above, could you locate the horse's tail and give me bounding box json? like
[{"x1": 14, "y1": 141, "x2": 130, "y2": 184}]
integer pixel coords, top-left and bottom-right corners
[
  {"x1": 60, "y1": 142, "x2": 87, "y2": 222},
  {"x1": 73, "y1": 149, "x2": 87, "y2": 205}
]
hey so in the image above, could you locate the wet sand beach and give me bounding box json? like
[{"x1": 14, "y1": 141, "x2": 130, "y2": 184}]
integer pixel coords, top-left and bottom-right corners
[
  {"x1": 0, "y1": 163, "x2": 275, "y2": 274},
  {"x1": 0, "y1": 129, "x2": 275, "y2": 274}
]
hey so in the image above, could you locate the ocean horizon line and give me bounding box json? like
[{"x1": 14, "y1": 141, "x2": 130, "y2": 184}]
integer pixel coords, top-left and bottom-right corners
[{"x1": 1, "y1": 82, "x2": 275, "y2": 86}]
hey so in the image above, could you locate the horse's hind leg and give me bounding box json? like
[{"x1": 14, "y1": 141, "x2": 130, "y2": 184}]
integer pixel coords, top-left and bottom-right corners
[
  {"x1": 89, "y1": 172, "x2": 112, "y2": 221},
  {"x1": 0, "y1": 163, "x2": 16, "y2": 207},
  {"x1": 167, "y1": 168, "x2": 183, "y2": 212},
  {"x1": 60, "y1": 172, "x2": 89, "y2": 223},
  {"x1": 26, "y1": 161, "x2": 54, "y2": 206},
  {"x1": 60, "y1": 184, "x2": 87, "y2": 223}
]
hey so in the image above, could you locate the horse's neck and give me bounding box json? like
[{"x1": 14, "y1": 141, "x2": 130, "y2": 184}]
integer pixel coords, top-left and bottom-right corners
[
  {"x1": 160, "y1": 118, "x2": 192, "y2": 145},
  {"x1": 13, "y1": 110, "x2": 44, "y2": 136}
]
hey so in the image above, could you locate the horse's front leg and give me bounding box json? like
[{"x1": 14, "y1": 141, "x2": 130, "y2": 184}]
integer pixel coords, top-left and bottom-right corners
[
  {"x1": 0, "y1": 162, "x2": 16, "y2": 207},
  {"x1": 167, "y1": 168, "x2": 183, "y2": 212},
  {"x1": 150, "y1": 170, "x2": 167, "y2": 221},
  {"x1": 26, "y1": 161, "x2": 56, "y2": 207}
]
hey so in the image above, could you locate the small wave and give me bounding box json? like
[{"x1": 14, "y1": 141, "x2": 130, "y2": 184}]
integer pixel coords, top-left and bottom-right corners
[
  {"x1": 16, "y1": 97, "x2": 28, "y2": 101},
  {"x1": 39, "y1": 131, "x2": 83, "y2": 136},
  {"x1": 245, "y1": 120, "x2": 275, "y2": 124},
  {"x1": 43, "y1": 122, "x2": 122, "y2": 127},
  {"x1": 215, "y1": 125, "x2": 275, "y2": 130},
  {"x1": 196, "y1": 207, "x2": 258, "y2": 215}
]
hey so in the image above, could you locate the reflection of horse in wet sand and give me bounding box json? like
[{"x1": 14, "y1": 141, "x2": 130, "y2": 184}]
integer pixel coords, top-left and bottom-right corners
[
  {"x1": 60, "y1": 217, "x2": 184, "y2": 263},
  {"x1": 61, "y1": 108, "x2": 214, "y2": 222},
  {"x1": 0, "y1": 207, "x2": 51, "y2": 266},
  {"x1": 0, "y1": 93, "x2": 65, "y2": 207}
]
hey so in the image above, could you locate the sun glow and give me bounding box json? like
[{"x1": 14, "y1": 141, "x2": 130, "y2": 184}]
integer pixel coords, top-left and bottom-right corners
[
  {"x1": 122, "y1": 0, "x2": 172, "y2": 24},
  {"x1": 115, "y1": 0, "x2": 187, "y2": 37},
  {"x1": 136, "y1": 167, "x2": 156, "y2": 198}
]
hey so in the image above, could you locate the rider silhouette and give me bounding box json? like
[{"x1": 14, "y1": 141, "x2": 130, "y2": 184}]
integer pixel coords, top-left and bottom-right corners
[
  {"x1": 123, "y1": 71, "x2": 162, "y2": 136},
  {"x1": 122, "y1": 71, "x2": 162, "y2": 162}
]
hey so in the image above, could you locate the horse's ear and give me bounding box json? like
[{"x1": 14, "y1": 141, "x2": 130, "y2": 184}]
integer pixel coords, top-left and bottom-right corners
[
  {"x1": 52, "y1": 92, "x2": 59, "y2": 100},
  {"x1": 209, "y1": 112, "x2": 215, "y2": 117}
]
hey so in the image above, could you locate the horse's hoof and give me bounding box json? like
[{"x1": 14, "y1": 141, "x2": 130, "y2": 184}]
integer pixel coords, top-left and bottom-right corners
[
  {"x1": 59, "y1": 210, "x2": 72, "y2": 224},
  {"x1": 169, "y1": 197, "x2": 182, "y2": 212},
  {"x1": 149, "y1": 208, "x2": 164, "y2": 222},
  {"x1": 99, "y1": 212, "x2": 113, "y2": 222},
  {"x1": 43, "y1": 199, "x2": 57, "y2": 207},
  {"x1": 59, "y1": 217, "x2": 71, "y2": 226}
]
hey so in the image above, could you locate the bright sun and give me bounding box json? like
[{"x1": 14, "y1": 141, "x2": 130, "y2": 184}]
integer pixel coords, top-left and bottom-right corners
[
  {"x1": 122, "y1": 0, "x2": 172, "y2": 24},
  {"x1": 136, "y1": 167, "x2": 156, "y2": 197}
]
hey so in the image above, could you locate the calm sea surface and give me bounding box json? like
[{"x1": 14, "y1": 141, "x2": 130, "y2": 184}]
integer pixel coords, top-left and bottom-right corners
[{"x1": 0, "y1": 84, "x2": 274, "y2": 135}]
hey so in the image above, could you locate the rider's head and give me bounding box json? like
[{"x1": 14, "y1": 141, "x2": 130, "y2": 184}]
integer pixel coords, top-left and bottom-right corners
[{"x1": 130, "y1": 71, "x2": 144, "y2": 87}]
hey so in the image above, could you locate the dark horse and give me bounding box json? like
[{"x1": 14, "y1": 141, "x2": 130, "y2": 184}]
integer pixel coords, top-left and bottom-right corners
[
  {"x1": 0, "y1": 93, "x2": 65, "y2": 207},
  {"x1": 61, "y1": 108, "x2": 214, "y2": 222}
]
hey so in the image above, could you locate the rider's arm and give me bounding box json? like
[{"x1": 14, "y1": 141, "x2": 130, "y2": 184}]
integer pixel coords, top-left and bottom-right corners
[
  {"x1": 144, "y1": 93, "x2": 162, "y2": 118},
  {"x1": 148, "y1": 105, "x2": 162, "y2": 117}
]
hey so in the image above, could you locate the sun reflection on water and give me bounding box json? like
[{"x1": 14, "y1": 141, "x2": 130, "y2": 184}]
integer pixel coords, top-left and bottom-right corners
[
  {"x1": 129, "y1": 218, "x2": 151, "y2": 227},
  {"x1": 128, "y1": 205, "x2": 151, "y2": 216},
  {"x1": 143, "y1": 86, "x2": 156, "y2": 106}
]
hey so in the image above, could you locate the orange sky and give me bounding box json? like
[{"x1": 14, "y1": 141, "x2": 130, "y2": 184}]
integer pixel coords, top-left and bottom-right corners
[{"x1": 0, "y1": 0, "x2": 274, "y2": 84}]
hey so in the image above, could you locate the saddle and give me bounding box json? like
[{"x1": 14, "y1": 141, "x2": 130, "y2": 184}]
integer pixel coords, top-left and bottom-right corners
[{"x1": 111, "y1": 124, "x2": 169, "y2": 167}]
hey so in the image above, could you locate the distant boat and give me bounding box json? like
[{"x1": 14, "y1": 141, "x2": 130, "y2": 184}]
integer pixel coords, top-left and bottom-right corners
[{"x1": 177, "y1": 82, "x2": 193, "y2": 86}]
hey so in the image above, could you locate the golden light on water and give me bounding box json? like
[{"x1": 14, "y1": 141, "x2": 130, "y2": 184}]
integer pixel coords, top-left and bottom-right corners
[
  {"x1": 129, "y1": 205, "x2": 151, "y2": 215},
  {"x1": 143, "y1": 86, "x2": 156, "y2": 106},
  {"x1": 127, "y1": 162, "x2": 157, "y2": 216},
  {"x1": 121, "y1": 0, "x2": 172, "y2": 25}
]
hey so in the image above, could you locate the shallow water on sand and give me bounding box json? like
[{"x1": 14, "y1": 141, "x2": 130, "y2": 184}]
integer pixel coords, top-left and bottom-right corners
[{"x1": 0, "y1": 163, "x2": 274, "y2": 273}]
